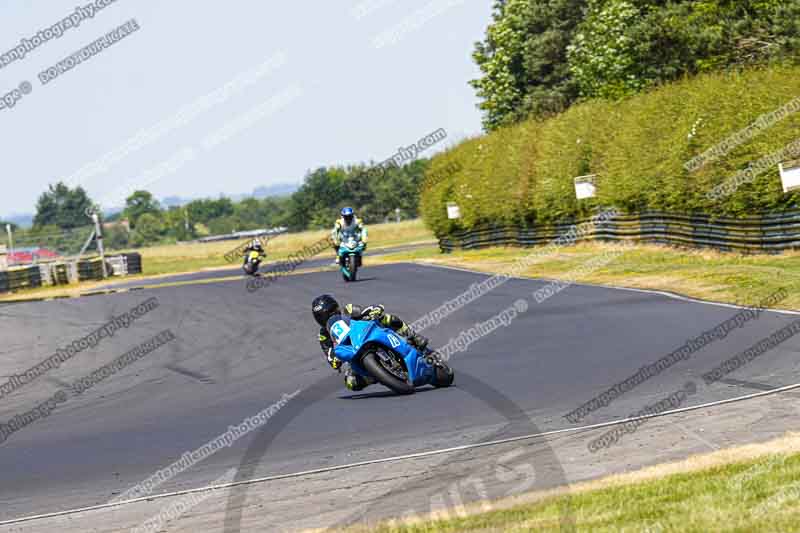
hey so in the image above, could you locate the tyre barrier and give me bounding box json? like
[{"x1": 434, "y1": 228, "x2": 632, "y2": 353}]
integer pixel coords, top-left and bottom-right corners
[
  {"x1": 105, "y1": 253, "x2": 142, "y2": 276},
  {"x1": 123, "y1": 252, "x2": 142, "y2": 275},
  {"x1": 77, "y1": 258, "x2": 108, "y2": 282},
  {"x1": 106, "y1": 256, "x2": 127, "y2": 277},
  {"x1": 48, "y1": 263, "x2": 70, "y2": 285},
  {"x1": 0, "y1": 253, "x2": 144, "y2": 294},
  {"x1": 438, "y1": 210, "x2": 800, "y2": 254},
  {"x1": 0, "y1": 265, "x2": 42, "y2": 293}
]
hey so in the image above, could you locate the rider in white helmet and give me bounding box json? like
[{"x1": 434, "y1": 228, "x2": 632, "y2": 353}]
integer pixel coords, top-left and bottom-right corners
[
  {"x1": 331, "y1": 207, "x2": 367, "y2": 265},
  {"x1": 243, "y1": 238, "x2": 266, "y2": 264}
]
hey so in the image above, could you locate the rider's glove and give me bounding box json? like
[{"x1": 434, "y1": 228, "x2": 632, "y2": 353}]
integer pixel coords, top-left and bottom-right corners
[
  {"x1": 326, "y1": 349, "x2": 342, "y2": 371},
  {"x1": 363, "y1": 304, "x2": 385, "y2": 321}
]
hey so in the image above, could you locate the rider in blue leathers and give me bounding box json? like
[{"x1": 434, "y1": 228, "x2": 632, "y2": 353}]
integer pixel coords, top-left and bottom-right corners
[{"x1": 312, "y1": 294, "x2": 428, "y2": 391}]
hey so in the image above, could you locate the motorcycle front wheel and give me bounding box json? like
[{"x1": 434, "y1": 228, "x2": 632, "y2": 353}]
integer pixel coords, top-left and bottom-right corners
[
  {"x1": 342, "y1": 254, "x2": 358, "y2": 282},
  {"x1": 362, "y1": 350, "x2": 414, "y2": 395},
  {"x1": 349, "y1": 255, "x2": 358, "y2": 281}
]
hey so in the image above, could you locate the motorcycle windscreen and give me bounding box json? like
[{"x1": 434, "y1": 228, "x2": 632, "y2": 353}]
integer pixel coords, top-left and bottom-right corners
[{"x1": 347, "y1": 320, "x2": 373, "y2": 349}]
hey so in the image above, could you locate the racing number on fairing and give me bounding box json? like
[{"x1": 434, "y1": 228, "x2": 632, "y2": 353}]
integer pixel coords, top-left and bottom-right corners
[
  {"x1": 331, "y1": 320, "x2": 351, "y2": 344},
  {"x1": 387, "y1": 334, "x2": 401, "y2": 348}
]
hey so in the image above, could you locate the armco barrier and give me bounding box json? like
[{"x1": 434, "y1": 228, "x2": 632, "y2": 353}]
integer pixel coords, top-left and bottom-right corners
[{"x1": 438, "y1": 211, "x2": 800, "y2": 253}]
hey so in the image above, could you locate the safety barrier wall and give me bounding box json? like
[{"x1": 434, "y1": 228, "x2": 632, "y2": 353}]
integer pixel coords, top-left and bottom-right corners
[
  {"x1": 0, "y1": 266, "x2": 42, "y2": 293},
  {"x1": 438, "y1": 211, "x2": 800, "y2": 253},
  {"x1": 0, "y1": 252, "x2": 143, "y2": 294}
]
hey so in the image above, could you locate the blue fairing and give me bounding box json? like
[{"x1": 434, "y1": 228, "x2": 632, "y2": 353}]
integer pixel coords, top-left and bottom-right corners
[
  {"x1": 338, "y1": 242, "x2": 364, "y2": 256},
  {"x1": 332, "y1": 320, "x2": 435, "y2": 386}
]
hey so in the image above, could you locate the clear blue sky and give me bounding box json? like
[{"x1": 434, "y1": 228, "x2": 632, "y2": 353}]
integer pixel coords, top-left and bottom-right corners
[{"x1": 0, "y1": 0, "x2": 492, "y2": 217}]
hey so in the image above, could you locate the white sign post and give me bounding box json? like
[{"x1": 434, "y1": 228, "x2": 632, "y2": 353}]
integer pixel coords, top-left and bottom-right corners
[
  {"x1": 779, "y1": 159, "x2": 800, "y2": 193},
  {"x1": 5, "y1": 224, "x2": 13, "y2": 267},
  {"x1": 574, "y1": 174, "x2": 597, "y2": 200},
  {"x1": 446, "y1": 202, "x2": 461, "y2": 220},
  {"x1": 91, "y1": 213, "x2": 108, "y2": 278}
]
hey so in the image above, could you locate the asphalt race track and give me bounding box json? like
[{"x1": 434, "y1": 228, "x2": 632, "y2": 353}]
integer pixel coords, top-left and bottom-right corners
[
  {"x1": 1, "y1": 262, "x2": 799, "y2": 530},
  {"x1": 92, "y1": 242, "x2": 435, "y2": 291}
]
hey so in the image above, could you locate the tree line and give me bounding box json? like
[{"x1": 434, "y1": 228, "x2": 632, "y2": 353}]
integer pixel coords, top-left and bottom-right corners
[
  {"x1": 472, "y1": 0, "x2": 800, "y2": 131},
  {"x1": 11, "y1": 159, "x2": 429, "y2": 252}
]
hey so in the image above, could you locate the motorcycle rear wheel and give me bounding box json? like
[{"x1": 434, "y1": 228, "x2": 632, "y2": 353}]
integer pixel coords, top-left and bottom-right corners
[
  {"x1": 433, "y1": 365, "x2": 455, "y2": 387},
  {"x1": 243, "y1": 262, "x2": 259, "y2": 276},
  {"x1": 362, "y1": 351, "x2": 414, "y2": 395}
]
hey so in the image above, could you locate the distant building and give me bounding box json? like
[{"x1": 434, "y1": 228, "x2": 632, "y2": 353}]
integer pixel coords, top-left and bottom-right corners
[{"x1": 8, "y1": 247, "x2": 60, "y2": 265}]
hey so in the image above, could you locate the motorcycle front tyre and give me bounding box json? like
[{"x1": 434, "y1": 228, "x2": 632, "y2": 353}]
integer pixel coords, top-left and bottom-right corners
[{"x1": 361, "y1": 351, "x2": 414, "y2": 395}]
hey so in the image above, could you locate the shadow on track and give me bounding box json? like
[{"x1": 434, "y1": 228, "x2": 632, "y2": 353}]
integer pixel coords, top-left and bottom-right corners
[{"x1": 221, "y1": 372, "x2": 574, "y2": 532}]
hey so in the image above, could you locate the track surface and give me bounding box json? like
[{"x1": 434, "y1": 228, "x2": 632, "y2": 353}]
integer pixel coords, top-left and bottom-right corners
[
  {"x1": 0, "y1": 262, "x2": 798, "y2": 526},
  {"x1": 91, "y1": 242, "x2": 435, "y2": 291}
]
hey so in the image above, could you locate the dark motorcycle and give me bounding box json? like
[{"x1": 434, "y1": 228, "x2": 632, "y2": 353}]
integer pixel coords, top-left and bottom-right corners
[{"x1": 243, "y1": 250, "x2": 263, "y2": 276}]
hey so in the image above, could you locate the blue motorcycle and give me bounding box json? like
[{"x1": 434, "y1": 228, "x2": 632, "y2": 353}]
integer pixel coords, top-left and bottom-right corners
[
  {"x1": 338, "y1": 236, "x2": 365, "y2": 282},
  {"x1": 331, "y1": 319, "x2": 455, "y2": 395}
]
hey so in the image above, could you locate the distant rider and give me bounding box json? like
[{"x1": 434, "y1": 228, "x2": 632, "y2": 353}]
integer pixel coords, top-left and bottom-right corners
[
  {"x1": 312, "y1": 294, "x2": 428, "y2": 391},
  {"x1": 243, "y1": 239, "x2": 266, "y2": 264},
  {"x1": 331, "y1": 207, "x2": 368, "y2": 265}
]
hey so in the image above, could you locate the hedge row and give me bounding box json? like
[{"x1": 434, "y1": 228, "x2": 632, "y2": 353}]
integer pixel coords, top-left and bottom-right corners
[{"x1": 421, "y1": 66, "x2": 800, "y2": 236}]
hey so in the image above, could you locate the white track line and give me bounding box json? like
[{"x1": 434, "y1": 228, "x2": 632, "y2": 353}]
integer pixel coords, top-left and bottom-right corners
[
  {"x1": 3, "y1": 381, "x2": 800, "y2": 527},
  {"x1": 420, "y1": 262, "x2": 800, "y2": 316}
]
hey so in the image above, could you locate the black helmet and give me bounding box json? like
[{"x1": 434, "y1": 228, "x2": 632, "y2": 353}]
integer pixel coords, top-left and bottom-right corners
[{"x1": 312, "y1": 294, "x2": 340, "y2": 326}]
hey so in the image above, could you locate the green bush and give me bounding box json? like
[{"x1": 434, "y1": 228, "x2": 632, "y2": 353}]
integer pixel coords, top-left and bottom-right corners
[
  {"x1": 421, "y1": 65, "x2": 800, "y2": 236},
  {"x1": 472, "y1": 0, "x2": 800, "y2": 129}
]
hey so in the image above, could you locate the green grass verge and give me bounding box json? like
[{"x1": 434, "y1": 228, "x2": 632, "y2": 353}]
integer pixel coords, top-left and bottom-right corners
[
  {"x1": 371, "y1": 242, "x2": 800, "y2": 311},
  {"x1": 421, "y1": 65, "x2": 800, "y2": 236},
  {"x1": 365, "y1": 449, "x2": 800, "y2": 532}
]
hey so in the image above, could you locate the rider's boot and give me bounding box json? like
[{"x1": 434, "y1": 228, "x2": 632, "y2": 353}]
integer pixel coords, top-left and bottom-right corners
[
  {"x1": 406, "y1": 331, "x2": 429, "y2": 352},
  {"x1": 344, "y1": 366, "x2": 375, "y2": 391}
]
